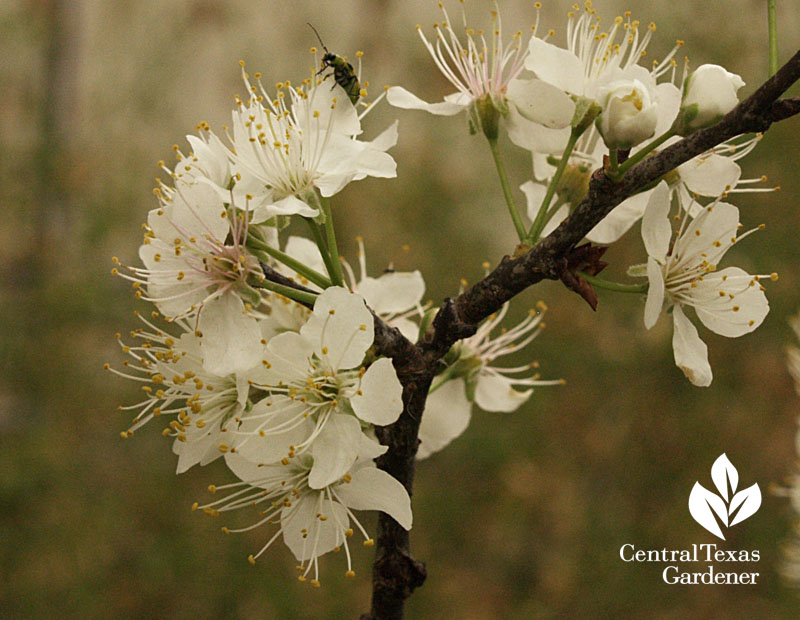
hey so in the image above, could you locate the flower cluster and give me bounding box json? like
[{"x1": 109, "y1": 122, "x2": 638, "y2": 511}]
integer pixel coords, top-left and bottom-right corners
[{"x1": 109, "y1": 0, "x2": 784, "y2": 595}]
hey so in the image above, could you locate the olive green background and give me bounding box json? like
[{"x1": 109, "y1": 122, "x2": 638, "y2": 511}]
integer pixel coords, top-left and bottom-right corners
[{"x1": 2, "y1": 1, "x2": 800, "y2": 618}]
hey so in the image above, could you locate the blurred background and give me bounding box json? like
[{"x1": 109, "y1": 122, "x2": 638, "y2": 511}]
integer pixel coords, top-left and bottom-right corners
[{"x1": 1, "y1": 0, "x2": 799, "y2": 618}]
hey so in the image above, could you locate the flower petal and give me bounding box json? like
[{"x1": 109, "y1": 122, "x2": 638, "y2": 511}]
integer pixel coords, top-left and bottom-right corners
[
  {"x1": 644, "y1": 257, "x2": 665, "y2": 329},
  {"x1": 587, "y1": 190, "x2": 652, "y2": 244},
  {"x1": 672, "y1": 305, "x2": 712, "y2": 387},
  {"x1": 308, "y1": 414, "x2": 363, "y2": 489},
  {"x1": 417, "y1": 378, "x2": 471, "y2": 460},
  {"x1": 358, "y1": 271, "x2": 425, "y2": 314},
  {"x1": 693, "y1": 267, "x2": 769, "y2": 337},
  {"x1": 474, "y1": 372, "x2": 533, "y2": 413},
  {"x1": 335, "y1": 467, "x2": 412, "y2": 530},
  {"x1": 678, "y1": 154, "x2": 741, "y2": 197},
  {"x1": 282, "y1": 492, "x2": 349, "y2": 561},
  {"x1": 198, "y1": 294, "x2": 263, "y2": 376},
  {"x1": 386, "y1": 86, "x2": 467, "y2": 115},
  {"x1": 525, "y1": 38, "x2": 585, "y2": 95},
  {"x1": 641, "y1": 181, "x2": 671, "y2": 262},
  {"x1": 507, "y1": 105, "x2": 571, "y2": 153},
  {"x1": 301, "y1": 287, "x2": 374, "y2": 370},
  {"x1": 351, "y1": 357, "x2": 404, "y2": 426},
  {"x1": 507, "y1": 78, "x2": 575, "y2": 128}
]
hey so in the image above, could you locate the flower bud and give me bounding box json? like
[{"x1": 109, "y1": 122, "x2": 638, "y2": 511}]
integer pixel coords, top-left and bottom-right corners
[
  {"x1": 595, "y1": 79, "x2": 658, "y2": 150},
  {"x1": 677, "y1": 64, "x2": 744, "y2": 133}
]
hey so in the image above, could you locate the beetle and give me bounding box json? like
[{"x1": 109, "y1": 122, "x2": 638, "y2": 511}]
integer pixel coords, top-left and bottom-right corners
[{"x1": 307, "y1": 23, "x2": 361, "y2": 106}]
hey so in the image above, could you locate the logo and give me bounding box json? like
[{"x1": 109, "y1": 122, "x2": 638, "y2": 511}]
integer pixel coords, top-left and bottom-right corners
[{"x1": 688, "y1": 453, "x2": 761, "y2": 540}]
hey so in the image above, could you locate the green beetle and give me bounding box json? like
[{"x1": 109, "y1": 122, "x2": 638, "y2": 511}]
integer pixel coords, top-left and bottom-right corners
[{"x1": 308, "y1": 23, "x2": 361, "y2": 106}]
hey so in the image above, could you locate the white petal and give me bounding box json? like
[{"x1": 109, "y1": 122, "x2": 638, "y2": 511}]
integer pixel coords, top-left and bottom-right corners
[
  {"x1": 261, "y1": 331, "x2": 314, "y2": 384},
  {"x1": 282, "y1": 236, "x2": 327, "y2": 283},
  {"x1": 673, "y1": 202, "x2": 739, "y2": 264},
  {"x1": 173, "y1": 430, "x2": 219, "y2": 473},
  {"x1": 198, "y1": 294, "x2": 263, "y2": 376},
  {"x1": 335, "y1": 467, "x2": 412, "y2": 530},
  {"x1": 308, "y1": 414, "x2": 363, "y2": 489},
  {"x1": 693, "y1": 267, "x2": 769, "y2": 337},
  {"x1": 389, "y1": 317, "x2": 420, "y2": 343},
  {"x1": 365, "y1": 120, "x2": 399, "y2": 152},
  {"x1": 654, "y1": 82, "x2": 682, "y2": 136},
  {"x1": 507, "y1": 78, "x2": 575, "y2": 128},
  {"x1": 351, "y1": 357, "x2": 404, "y2": 425},
  {"x1": 264, "y1": 194, "x2": 319, "y2": 218},
  {"x1": 233, "y1": 398, "x2": 313, "y2": 465},
  {"x1": 678, "y1": 154, "x2": 741, "y2": 197},
  {"x1": 417, "y1": 378, "x2": 471, "y2": 460},
  {"x1": 282, "y1": 492, "x2": 349, "y2": 561},
  {"x1": 525, "y1": 38, "x2": 585, "y2": 95},
  {"x1": 358, "y1": 271, "x2": 425, "y2": 314},
  {"x1": 587, "y1": 190, "x2": 652, "y2": 244},
  {"x1": 521, "y1": 180, "x2": 547, "y2": 222},
  {"x1": 149, "y1": 180, "x2": 230, "y2": 243},
  {"x1": 672, "y1": 305, "x2": 712, "y2": 387},
  {"x1": 303, "y1": 82, "x2": 362, "y2": 136},
  {"x1": 644, "y1": 257, "x2": 665, "y2": 329},
  {"x1": 507, "y1": 105, "x2": 571, "y2": 153},
  {"x1": 641, "y1": 181, "x2": 671, "y2": 262},
  {"x1": 301, "y1": 287, "x2": 374, "y2": 370},
  {"x1": 386, "y1": 86, "x2": 468, "y2": 116},
  {"x1": 474, "y1": 372, "x2": 533, "y2": 413}
]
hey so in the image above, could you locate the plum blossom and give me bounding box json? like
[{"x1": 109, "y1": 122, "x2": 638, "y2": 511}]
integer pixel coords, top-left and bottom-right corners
[
  {"x1": 678, "y1": 64, "x2": 745, "y2": 133},
  {"x1": 640, "y1": 182, "x2": 772, "y2": 386},
  {"x1": 595, "y1": 78, "x2": 659, "y2": 149},
  {"x1": 106, "y1": 315, "x2": 258, "y2": 473},
  {"x1": 238, "y1": 287, "x2": 403, "y2": 489},
  {"x1": 196, "y1": 447, "x2": 411, "y2": 586},
  {"x1": 227, "y1": 63, "x2": 397, "y2": 219},
  {"x1": 418, "y1": 302, "x2": 562, "y2": 458},
  {"x1": 387, "y1": 1, "x2": 575, "y2": 141}
]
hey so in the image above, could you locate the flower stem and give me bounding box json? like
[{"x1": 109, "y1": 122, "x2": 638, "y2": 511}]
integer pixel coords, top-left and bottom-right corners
[
  {"x1": 768, "y1": 0, "x2": 779, "y2": 77},
  {"x1": 578, "y1": 271, "x2": 649, "y2": 294},
  {"x1": 526, "y1": 128, "x2": 580, "y2": 243},
  {"x1": 612, "y1": 129, "x2": 676, "y2": 178},
  {"x1": 247, "y1": 237, "x2": 332, "y2": 290},
  {"x1": 320, "y1": 196, "x2": 345, "y2": 287},
  {"x1": 487, "y1": 136, "x2": 527, "y2": 242},
  {"x1": 252, "y1": 277, "x2": 319, "y2": 306},
  {"x1": 304, "y1": 216, "x2": 341, "y2": 288}
]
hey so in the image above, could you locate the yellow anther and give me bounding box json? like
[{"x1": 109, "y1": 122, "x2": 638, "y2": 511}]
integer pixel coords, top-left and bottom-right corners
[{"x1": 248, "y1": 555, "x2": 256, "y2": 565}]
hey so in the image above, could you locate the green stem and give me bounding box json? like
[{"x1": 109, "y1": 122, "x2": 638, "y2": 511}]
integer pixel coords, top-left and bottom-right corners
[
  {"x1": 304, "y1": 216, "x2": 340, "y2": 287},
  {"x1": 487, "y1": 136, "x2": 527, "y2": 242},
  {"x1": 578, "y1": 271, "x2": 649, "y2": 294},
  {"x1": 526, "y1": 128, "x2": 580, "y2": 243},
  {"x1": 613, "y1": 129, "x2": 676, "y2": 178},
  {"x1": 248, "y1": 237, "x2": 332, "y2": 290},
  {"x1": 252, "y1": 277, "x2": 319, "y2": 306},
  {"x1": 320, "y1": 197, "x2": 345, "y2": 287},
  {"x1": 768, "y1": 0, "x2": 779, "y2": 77}
]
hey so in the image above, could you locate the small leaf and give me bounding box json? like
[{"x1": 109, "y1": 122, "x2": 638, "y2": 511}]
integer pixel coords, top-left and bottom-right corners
[
  {"x1": 711, "y1": 453, "x2": 738, "y2": 501},
  {"x1": 729, "y1": 483, "x2": 762, "y2": 527},
  {"x1": 689, "y1": 482, "x2": 727, "y2": 539}
]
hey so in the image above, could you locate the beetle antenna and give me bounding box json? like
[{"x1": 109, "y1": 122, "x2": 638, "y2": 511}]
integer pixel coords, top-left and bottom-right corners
[{"x1": 306, "y1": 23, "x2": 329, "y2": 53}]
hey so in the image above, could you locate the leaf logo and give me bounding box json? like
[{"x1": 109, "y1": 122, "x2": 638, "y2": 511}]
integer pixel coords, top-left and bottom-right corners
[{"x1": 688, "y1": 454, "x2": 761, "y2": 540}]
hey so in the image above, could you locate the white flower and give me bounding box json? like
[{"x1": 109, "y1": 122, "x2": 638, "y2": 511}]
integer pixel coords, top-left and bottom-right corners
[
  {"x1": 520, "y1": 8, "x2": 682, "y2": 153},
  {"x1": 115, "y1": 179, "x2": 263, "y2": 320},
  {"x1": 596, "y1": 78, "x2": 658, "y2": 149},
  {"x1": 387, "y1": 1, "x2": 574, "y2": 139},
  {"x1": 239, "y1": 287, "x2": 403, "y2": 488},
  {"x1": 228, "y1": 64, "x2": 397, "y2": 219},
  {"x1": 418, "y1": 302, "x2": 561, "y2": 458},
  {"x1": 640, "y1": 181, "x2": 772, "y2": 386},
  {"x1": 679, "y1": 64, "x2": 745, "y2": 132},
  {"x1": 196, "y1": 447, "x2": 411, "y2": 585},
  {"x1": 107, "y1": 316, "x2": 258, "y2": 473},
  {"x1": 273, "y1": 234, "x2": 426, "y2": 341}
]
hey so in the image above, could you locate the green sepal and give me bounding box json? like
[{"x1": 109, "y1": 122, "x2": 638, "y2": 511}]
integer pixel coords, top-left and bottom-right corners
[{"x1": 626, "y1": 262, "x2": 649, "y2": 278}]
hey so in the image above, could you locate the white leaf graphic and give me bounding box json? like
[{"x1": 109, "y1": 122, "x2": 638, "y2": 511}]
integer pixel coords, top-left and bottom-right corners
[
  {"x1": 689, "y1": 482, "x2": 728, "y2": 539},
  {"x1": 710, "y1": 453, "x2": 738, "y2": 501},
  {"x1": 729, "y1": 483, "x2": 762, "y2": 527}
]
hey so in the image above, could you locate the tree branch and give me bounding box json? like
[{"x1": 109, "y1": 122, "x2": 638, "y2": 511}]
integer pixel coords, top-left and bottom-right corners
[{"x1": 361, "y1": 49, "x2": 800, "y2": 620}]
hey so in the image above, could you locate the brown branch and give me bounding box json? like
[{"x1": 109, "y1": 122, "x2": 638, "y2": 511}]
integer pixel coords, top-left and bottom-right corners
[{"x1": 360, "y1": 49, "x2": 800, "y2": 620}]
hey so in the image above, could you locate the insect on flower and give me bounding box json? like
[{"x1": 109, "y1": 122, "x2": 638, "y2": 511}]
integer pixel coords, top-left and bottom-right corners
[{"x1": 307, "y1": 22, "x2": 361, "y2": 106}]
